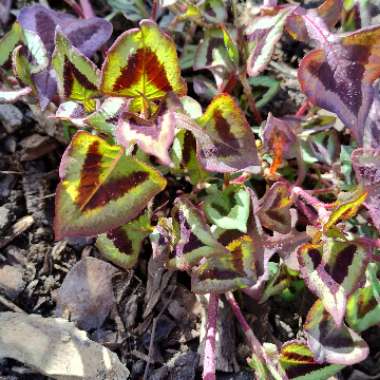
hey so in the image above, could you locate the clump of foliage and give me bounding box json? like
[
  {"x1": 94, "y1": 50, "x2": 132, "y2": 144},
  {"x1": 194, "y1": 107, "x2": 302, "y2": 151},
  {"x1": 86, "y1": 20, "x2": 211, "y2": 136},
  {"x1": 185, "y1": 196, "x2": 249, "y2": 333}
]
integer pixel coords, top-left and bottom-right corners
[{"x1": 1, "y1": 0, "x2": 380, "y2": 379}]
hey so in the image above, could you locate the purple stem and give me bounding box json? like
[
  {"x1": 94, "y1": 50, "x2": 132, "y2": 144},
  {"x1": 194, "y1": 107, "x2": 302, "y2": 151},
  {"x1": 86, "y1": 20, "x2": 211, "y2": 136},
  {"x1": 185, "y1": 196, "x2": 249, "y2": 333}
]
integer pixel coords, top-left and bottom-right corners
[
  {"x1": 202, "y1": 293, "x2": 219, "y2": 380},
  {"x1": 225, "y1": 292, "x2": 263, "y2": 356},
  {"x1": 80, "y1": 0, "x2": 95, "y2": 18}
]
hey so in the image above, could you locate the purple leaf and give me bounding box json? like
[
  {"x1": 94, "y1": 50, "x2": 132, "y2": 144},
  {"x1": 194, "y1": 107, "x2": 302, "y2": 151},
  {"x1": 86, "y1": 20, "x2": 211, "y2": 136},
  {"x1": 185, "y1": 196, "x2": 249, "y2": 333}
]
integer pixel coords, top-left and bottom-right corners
[
  {"x1": 298, "y1": 25, "x2": 380, "y2": 144},
  {"x1": 0, "y1": 0, "x2": 11, "y2": 26},
  {"x1": 352, "y1": 147, "x2": 380, "y2": 233},
  {"x1": 18, "y1": 5, "x2": 112, "y2": 57}
]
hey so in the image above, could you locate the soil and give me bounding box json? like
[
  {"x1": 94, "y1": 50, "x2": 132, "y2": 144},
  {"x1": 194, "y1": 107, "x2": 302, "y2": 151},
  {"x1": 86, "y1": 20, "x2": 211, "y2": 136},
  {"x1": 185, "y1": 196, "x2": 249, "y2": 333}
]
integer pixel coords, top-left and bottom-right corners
[{"x1": 0, "y1": 1, "x2": 379, "y2": 380}]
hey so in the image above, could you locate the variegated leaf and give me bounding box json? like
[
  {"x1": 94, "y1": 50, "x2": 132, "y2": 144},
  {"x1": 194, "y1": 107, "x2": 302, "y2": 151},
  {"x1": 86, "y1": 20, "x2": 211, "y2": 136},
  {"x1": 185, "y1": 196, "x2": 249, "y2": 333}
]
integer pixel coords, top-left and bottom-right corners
[
  {"x1": 263, "y1": 113, "x2": 300, "y2": 175},
  {"x1": 54, "y1": 131, "x2": 166, "y2": 239},
  {"x1": 100, "y1": 19, "x2": 186, "y2": 104},
  {"x1": 286, "y1": 0, "x2": 343, "y2": 43},
  {"x1": 298, "y1": 26, "x2": 380, "y2": 144},
  {"x1": 191, "y1": 233, "x2": 258, "y2": 294},
  {"x1": 305, "y1": 300, "x2": 369, "y2": 365},
  {"x1": 257, "y1": 182, "x2": 292, "y2": 234},
  {"x1": 246, "y1": 7, "x2": 295, "y2": 77},
  {"x1": 56, "y1": 97, "x2": 129, "y2": 136},
  {"x1": 52, "y1": 30, "x2": 100, "y2": 112},
  {"x1": 193, "y1": 27, "x2": 235, "y2": 89},
  {"x1": 346, "y1": 285, "x2": 380, "y2": 333},
  {"x1": 298, "y1": 240, "x2": 368, "y2": 327},
  {"x1": 191, "y1": 93, "x2": 261, "y2": 173},
  {"x1": 170, "y1": 129, "x2": 209, "y2": 185},
  {"x1": 18, "y1": 4, "x2": 112, "y2": 57},
  {"x1": 279, "y1": 340, "x2": 344, "y2": 380},
  {"x1": 116, "y1": 110, "x2": 175, "y2": 166},
  {"x1": 168, "y1": 196, "x2": 228, "y2": 271},
  {"x1": 96, "y1": 212, "x2": 151, "y2": 269},
  {"x1": 352, "y1": 148, "x2": 380, "y2": 233}
]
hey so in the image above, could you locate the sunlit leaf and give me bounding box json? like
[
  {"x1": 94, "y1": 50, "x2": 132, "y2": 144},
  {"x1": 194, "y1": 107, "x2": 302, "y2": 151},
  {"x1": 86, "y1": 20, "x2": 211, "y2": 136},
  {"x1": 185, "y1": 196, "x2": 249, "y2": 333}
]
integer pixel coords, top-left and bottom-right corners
[
  {"x1": 222, "y1": 26, "x2": 239, "y2": 67},
  {"x1": 194, "y1": 27, "x2": 235, "y2": 89},
  {"x1": 96, "y1": 212, "x2": 152, "y2": 269},
  {"x1": 286, "y1": 0, "x2": 343, "y2": 43},
  {"x1": 346, "y1": 284, "x2": 380, "y2": 333},
  {"x1": 304, "y1": 300, "x2": 369, "y2": 365},
  {"x1": 257, "y1": 182, "x2": 292, "y2": 234},
  {"x1": 171, "y1": 129, "x2": 209, "y2": 185},
  {"x1": 298, "y1": 25, "x2": 380, "y2": 144},
  {"x1": 100, "y1": 19, "x2": 186, "y2": 104},
  {"x1": 204, "y1": 185, "x2": 250, "y2": 233},
  {"x1": 322, "y1": 190, "x2": 367, "y2": 233},
  {"x1": 116, "y1": 110, "x2": 175, "y2": 166},
  {"x1": 52, "y1": 30, "x2": 100, "y2": 112},
  {"x1": 180, "y1": 93, "x2": 261, "y2": 174},
  {"x1": 279, "y1": 340, "x2": 344, "y2": 379},
  {"x1": 0, "y1": 22, "x2": 22, "y2": 68},
  {"x1": 54, "y1": 131, "x2": 166, "y2": 239},
  {"x1": 246, "y1": 7, "x2": 294, "y2": 77},
  {"x1": 18, "y1": 4, "x2": 112, "y2": 57},
  {"x1": 263, "y1": 113, "x2": 299, "y2": 175},
  {"x1": 167, "y1": 196, "x2": 228, "y2": 271},
  {"x1": 352, "y1": 147, "x2": 380, "y2": 233},
  {"x1": 298, "y1": 240, "x2": 368, "y2": 326}
]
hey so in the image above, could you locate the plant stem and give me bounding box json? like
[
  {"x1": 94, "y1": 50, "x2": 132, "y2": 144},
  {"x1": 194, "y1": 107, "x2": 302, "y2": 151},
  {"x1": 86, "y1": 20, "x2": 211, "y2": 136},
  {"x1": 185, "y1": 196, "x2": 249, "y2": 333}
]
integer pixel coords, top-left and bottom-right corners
[
  {"x1": 239, "y1": 71, "x2": 262, "y2": 125},
  {"x1": 295, "y1": 100, "x2": 310, "y2": 117},
  {"x1": 80, "y1": 0, "x2": 95, "y2": 18},
  {"x1": 202, "y1": 293, "x2": 219, "y2": 380},
  {"x1": 151, "y1": 0, "x2": 159, "y2": 21},
  {"x1": 63, "y1": 0, "x2": 84, "y2": 18}
]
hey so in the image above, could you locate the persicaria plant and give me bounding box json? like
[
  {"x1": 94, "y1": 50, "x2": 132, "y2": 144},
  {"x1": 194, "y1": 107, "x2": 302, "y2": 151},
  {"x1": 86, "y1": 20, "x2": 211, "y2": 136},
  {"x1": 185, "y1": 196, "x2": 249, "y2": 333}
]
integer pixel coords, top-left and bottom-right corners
[{"x1": 1, "y1": 0, "x2": 380, "y2": 379}]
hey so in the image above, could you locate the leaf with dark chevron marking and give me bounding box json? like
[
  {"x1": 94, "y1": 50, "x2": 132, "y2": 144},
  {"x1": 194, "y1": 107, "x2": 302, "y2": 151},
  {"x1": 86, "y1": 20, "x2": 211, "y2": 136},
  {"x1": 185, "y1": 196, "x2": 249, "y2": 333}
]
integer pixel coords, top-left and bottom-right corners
[
  {"x1": 116, "y1": 110, "x2": 176, "y2": 166},
  {"x1": 298, "y1": 25, "x2": 380, "y2": 144},
  {"x1": 96, "y1": 212, "x2": 152, "y2": 269},
  {"x1": 352, "y1": 148, "x2": 380, "y2": 233},
  {"x1": 304, "y1": 300, "x2": 369, "y2": 365},
  {"x1": 298, "y1": 240, "x2": 368, "y2": 327},
  {"x1": 54, "y1": 131, "x2": 166, "y2": 239},
  {"x1": 279, "y1": 340, "x2": 344, "y2": 379},
  {"x1": 257, "y1": 182, "x2": 292, "y2": 234},
  {"x1": 167, "y1": 196, "x2": 228, "y2": 271},
  {"x1": 52, "y1": 30, "x2": 100, "y2": 112},
  {"x1": 192, "y1": 93, "x2": 261, "y2": 173},
  {"x1": 100, "y1": 19, "x2": 186, "y2": 105}
]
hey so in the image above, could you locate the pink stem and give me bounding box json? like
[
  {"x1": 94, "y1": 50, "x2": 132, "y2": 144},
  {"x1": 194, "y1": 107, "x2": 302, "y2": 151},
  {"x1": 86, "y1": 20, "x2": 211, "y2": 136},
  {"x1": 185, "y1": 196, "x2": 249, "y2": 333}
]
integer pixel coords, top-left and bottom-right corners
[
  {"x1": 151, "y1": 0, "x2": 159, "y2": 21},
  {"x1": 63, "y1": 0, "x2": 84, "y2": 18},
  {"x1": 80, "y1": 0, "x2": 95, "y2": 18},
  {"x1": 226, "y1": 292, "x2": 262, "y2": 355},
  {"x1": 295, "y1": 100, "x2": 310, "y2": 117},
  {"x1": 202, "y1": 293, "x2": 219, "y2": 380}
]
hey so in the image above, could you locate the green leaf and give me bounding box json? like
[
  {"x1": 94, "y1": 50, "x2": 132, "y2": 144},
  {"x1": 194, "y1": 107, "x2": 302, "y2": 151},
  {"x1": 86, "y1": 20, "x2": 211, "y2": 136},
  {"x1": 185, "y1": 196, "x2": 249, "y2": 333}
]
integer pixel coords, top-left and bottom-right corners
[
  {"x1": 54, "y1": 131, "x2": 166, "y2": 239},
  {"x1": 204, "y1": 185, "x2": 250, "y2": 233},
  {"x1": 96, "y1": 212, "x2": 151, "y2": 269},
  {"x1": 222, "y1": 26, "x2": 239, "y2": 67},
  {"x1": 0, "y1": 22, "x2": 22, "y2": 67}
]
